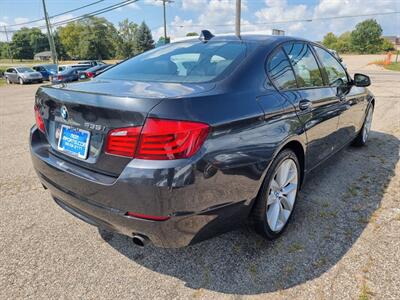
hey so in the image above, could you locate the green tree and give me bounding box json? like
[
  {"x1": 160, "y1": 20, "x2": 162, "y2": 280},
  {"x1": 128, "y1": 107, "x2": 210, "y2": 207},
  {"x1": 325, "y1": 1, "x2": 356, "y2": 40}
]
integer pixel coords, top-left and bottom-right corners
[
  {"x1": 59, "y1": 22, "x2": 85, "y2": 58},
  {"x1": 351, "y1": 19, "x2": 383, "y2": 54},
  {"x1": 58, "y1": 17, "x2": 117, "y2": 60},
  {"x1": 156, "y1": 36, "x2": 170, "y2": 46},
  {"x1": 10, "y1": 27, "x2": 34, "y2": 60},
  {"x1": 322, "y1": 32, "x2": 338, "y2": 50},
  {"x1": 0, "y1": 42, "x2": 12, "y2": 59},
  {"x1": 133, "y1": 22, "x2": 154, "y2": 54},
  {"x1": 29, "y1": 28, "x2": 49, "y2": 54},
  {"x1": 115, "y1": 19, "x2": 138, "y2": 58},
  {"x1": 186, "y1": 32, "x2": 198, "y2": 37},
  {"x1": 79, "y1": 17, "x2": 118, "y2": 59},
  {"x1": 53, "y1": 30, "x2": 68, "y2": 60},
  {"x1": 335, "y1": 32, "x2": 352, "y2": 53},
  {"x1": 381, "y1": 38, "x2": 395, "y2": 52}
]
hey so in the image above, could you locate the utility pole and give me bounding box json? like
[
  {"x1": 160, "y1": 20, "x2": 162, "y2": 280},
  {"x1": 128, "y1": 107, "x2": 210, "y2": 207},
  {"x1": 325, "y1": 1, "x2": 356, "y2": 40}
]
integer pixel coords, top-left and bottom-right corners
[
  {"x1": 3, "y1": 26, "x2": 13, "y2": 62},
  {"x1": 160, "y1": 0, "x2": 173, "y2": 42},
  {"x1": 235, "y1": 0, "x2": 241, "y2": 37},
  {"x1": 42, "y1": 0, "x2": 57, "y2": 64}
]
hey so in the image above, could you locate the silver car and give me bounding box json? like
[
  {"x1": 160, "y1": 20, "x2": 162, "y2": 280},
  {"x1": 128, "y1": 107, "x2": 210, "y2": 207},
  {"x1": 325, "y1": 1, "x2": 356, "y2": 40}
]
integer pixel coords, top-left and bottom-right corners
[{"x1": 5, "y1": 67, "x2": 43, "y2": 85}]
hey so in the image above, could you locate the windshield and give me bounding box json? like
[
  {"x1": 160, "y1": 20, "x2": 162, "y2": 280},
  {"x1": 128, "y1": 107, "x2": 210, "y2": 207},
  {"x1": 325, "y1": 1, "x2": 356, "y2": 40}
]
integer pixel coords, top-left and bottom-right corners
[
  {"x1": 17, "y1": 67, "x2": 34, "y2": 73},
  {"x1": 43, "y1": 64, "x2": 57, "y2": 71},
  {"x1": 98, "y1": 41, "x2": 246, "y2": 83}
]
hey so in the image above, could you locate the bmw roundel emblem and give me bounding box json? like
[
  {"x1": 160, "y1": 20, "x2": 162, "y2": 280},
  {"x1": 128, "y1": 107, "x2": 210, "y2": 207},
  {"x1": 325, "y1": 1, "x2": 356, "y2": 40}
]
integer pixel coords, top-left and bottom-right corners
[{"x1": 60, "y1": 106, "x2": 68, "y2": 120}]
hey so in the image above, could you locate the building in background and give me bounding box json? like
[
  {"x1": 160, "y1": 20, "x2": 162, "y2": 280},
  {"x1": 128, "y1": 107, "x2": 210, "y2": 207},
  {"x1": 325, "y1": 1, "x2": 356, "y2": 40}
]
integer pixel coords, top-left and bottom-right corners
[{"x1": 34, "y1": 51, "x2": 52, "y2": 61}]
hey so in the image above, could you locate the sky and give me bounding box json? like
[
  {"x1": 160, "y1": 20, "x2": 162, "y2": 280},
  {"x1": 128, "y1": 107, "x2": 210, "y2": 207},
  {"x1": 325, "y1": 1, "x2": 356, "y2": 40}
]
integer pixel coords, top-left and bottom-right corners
[{"x1": 0, "y1": 0, "x2": 399, "y2": 42}]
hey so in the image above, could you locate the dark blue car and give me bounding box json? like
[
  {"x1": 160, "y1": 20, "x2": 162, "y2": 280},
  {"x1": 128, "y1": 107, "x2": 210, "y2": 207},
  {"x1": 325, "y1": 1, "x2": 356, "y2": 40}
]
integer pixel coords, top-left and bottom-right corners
[
  {"x1": 30, "y1": 34, "x2": 374, "y2": 248},
  {"x1": 51, "y1": 65, "x2": 91, "y2": 84},
  {"x1": 32, "y1": 64, "x2": 58, "y2": 81}
]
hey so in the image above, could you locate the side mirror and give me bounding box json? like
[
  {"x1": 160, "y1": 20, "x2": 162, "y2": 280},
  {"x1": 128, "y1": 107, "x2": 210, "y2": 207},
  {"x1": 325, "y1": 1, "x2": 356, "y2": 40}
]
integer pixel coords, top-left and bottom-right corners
[{"x1": 353, "y1": 73, "x2": 371, "y2": 87}]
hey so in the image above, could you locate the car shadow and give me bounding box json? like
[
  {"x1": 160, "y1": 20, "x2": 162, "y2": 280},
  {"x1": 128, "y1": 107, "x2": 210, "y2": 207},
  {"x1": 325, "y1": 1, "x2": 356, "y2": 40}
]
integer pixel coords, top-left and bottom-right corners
[{"x1": 99, "y1": 130, "x2": 398, "y2": 295}]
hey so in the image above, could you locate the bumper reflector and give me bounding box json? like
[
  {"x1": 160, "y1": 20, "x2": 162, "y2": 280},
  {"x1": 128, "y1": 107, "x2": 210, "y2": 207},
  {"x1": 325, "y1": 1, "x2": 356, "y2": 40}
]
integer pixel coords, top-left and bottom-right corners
[{"x1": 125, "y1": 212, "x2": 170, "y2": 221}]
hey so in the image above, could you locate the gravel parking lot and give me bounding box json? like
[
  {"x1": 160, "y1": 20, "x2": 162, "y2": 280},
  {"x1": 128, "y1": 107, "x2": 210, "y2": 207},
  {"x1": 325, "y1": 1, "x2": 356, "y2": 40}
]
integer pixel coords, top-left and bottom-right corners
[{"x1": 0, "y1": 55, "x2": 399, "y2": 299}]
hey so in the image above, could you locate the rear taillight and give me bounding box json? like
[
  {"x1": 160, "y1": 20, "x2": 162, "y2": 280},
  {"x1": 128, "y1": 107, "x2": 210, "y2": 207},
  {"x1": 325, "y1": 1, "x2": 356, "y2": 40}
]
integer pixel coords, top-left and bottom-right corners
[
  {"x1": 105, "y1": 118, "x2": 209, "y2": 160},
  {"x1": 34, "y1": 105, "x2": 45, "y2": 133},
  {"x1": 57, "y1": 75, "x2": 63, "y2": 80},
  {"x1": 137, "y1": 118, "x2": 209, "y2": 160},
  {"x1": 86, "y1": 72, "x2": 94, "y2": 78},
  {"x1": 105, "y1": 127, "x2": 141, "y2": 157}
]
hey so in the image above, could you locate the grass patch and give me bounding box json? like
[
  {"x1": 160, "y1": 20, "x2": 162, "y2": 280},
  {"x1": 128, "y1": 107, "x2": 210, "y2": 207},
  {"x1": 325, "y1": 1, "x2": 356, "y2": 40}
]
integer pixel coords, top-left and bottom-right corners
[
  {"x1": 348, "y1": 184, "x2": 359, "y2": 197},
  {"x1": 384, "y1": 62, "x2": 400, "y2": 71},
  {"x1": 359, "y1": 282, "x2": 374, "y2": 300},
  {"x1": 312, "y1": 257, "x2": 328, "y2": 268},
  {"x1": 288, "y1": 242, "x2": 304, "y2": 253},
  {"x1": 248, "y1": 264, "x2": 259, "y2": 283},
  {"x1": 0, "y1": 78, "x2": 5, "y2": 86},
  {"x1": 319, "y1": 210, "x2": 338, "y2": 219}
]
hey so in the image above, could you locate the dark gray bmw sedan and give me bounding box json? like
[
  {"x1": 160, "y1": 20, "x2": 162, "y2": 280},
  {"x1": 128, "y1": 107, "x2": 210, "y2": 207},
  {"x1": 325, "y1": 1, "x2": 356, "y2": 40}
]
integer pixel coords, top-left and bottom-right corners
[{"x1": 30, "y1": 33, "x2": 374, "y2": 248}]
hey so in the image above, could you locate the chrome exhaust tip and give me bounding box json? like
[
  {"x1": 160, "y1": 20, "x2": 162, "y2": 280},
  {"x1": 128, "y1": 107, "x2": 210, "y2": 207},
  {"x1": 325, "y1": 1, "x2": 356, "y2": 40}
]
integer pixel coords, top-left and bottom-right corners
[{"x1": 132, "y1": 234, "x2": 149, "y2": 247}]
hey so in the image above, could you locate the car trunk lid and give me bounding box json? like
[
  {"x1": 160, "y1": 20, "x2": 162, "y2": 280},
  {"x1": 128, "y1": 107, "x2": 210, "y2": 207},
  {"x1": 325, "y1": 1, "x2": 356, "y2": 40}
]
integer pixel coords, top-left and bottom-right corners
[{"x1": 35, "y1": 79, "x2": 215, "y2": 176}]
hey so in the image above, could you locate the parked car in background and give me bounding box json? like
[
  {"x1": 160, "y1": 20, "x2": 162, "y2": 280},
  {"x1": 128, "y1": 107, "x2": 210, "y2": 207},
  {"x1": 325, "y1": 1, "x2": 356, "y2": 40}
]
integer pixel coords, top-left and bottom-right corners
[
  {"x1": 31, "y1": 33, "x2": 374, "y2": 248},
  {"x1": 58, "y1": 64, "x2": 92, "y2": 73},
  {"x1": 52, "y1": 66, "x2": 90, "y2": 84},
  {"x1": 32, "y1": 64, "x2": 58, "y2": 81},
  {"x1": 78, "y1": 64, "x2": 112, "y2": 80},
  {"x1": 5, "y1": 67, "x2": 43, "y2": 84},
  {"x1": 78, "y1": 60, "x2": 105, "y2": 67}
]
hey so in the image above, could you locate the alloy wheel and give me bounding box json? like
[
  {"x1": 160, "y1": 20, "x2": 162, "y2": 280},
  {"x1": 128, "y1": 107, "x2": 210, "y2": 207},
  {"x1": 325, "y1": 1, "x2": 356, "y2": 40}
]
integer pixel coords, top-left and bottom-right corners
[
  {"x1": 266, "y1": 158, "x2": 298, "y2": 232},
  {"x1": 362, "y1": 107, "x2": 373, "y2": 143}
]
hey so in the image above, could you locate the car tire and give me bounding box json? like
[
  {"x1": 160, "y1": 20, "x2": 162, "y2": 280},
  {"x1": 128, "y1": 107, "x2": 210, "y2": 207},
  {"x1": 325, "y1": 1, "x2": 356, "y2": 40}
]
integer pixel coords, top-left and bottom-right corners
[
  {"x1": 19, "y1": 77, "x2": 24, "y2": 85},
  {"x1": 353, "y1": 104, "x2": 374, "y2": 147},
  {"x1": 251, "y1": 149, "x2": 300, "y2": 240},
  {"x1": 6, "y1": 77, "x2": 11, "y2": 84}
]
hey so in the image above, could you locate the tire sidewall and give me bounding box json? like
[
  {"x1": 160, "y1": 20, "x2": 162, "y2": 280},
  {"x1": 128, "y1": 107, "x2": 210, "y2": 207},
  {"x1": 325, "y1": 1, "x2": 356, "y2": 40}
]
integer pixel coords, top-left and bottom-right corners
[
  {"x1": 362, "y1": 104, "x2": 374, "y2": 144},
  {"x1": 19, "y1": 77, "x2": 24, "y2": 85},
  {"x1": 257, "y1": 149, "x2": 301, "y2": 239}
]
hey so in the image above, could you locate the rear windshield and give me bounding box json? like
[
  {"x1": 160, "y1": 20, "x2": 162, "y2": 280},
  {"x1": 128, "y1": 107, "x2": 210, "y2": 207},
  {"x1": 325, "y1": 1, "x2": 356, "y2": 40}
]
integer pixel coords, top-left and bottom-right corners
[{"x1": 98, "y1": 41, "x2": 246, "y2": 83}]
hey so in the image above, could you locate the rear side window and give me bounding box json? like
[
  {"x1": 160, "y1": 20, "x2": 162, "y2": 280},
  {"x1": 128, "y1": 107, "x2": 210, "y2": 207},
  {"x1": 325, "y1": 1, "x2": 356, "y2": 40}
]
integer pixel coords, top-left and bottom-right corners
[
  {"x1": 284, "y1": 43, "x2": 323, "y2": 88},
  {"x1": 98, "y1": 41, "x2": 246, "y2": 83},
  {"x1": 313, "y1": 46, "x2": 348, "y2": 87},
  {"x1": 267, "y1": 48, "x2": 297, "y2": 90}
]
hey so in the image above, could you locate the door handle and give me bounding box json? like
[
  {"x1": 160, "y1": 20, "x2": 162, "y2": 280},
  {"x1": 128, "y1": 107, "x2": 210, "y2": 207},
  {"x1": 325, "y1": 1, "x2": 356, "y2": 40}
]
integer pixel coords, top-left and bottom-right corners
[{"x1": 299, "y1": 99, "x2": 312, "y2": 110}]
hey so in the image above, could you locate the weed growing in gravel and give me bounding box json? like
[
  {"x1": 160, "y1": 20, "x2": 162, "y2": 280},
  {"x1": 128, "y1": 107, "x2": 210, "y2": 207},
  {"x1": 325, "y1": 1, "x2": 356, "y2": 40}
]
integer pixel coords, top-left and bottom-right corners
[
  {"x1": 319, "y1": 210, "x2": 338, "y2": 218},
  {"x1": 359, "y1": 281, "x2": 374, "y2": 300},
  {"x1": 357, "y1": 216, "x2": 369, "y2": 224},
  {"x1": 348, "y1": 184, "x2": 359, "y2": 197},
  {"x1": 287, "y1": 242, "x2": 304, "y2": 253},
  {"x1": 312, "y1": 257, "x2": 328, "y2": 268},
  {"x1": 248, "y1": 264, "x2": 258, "y2": 282}
]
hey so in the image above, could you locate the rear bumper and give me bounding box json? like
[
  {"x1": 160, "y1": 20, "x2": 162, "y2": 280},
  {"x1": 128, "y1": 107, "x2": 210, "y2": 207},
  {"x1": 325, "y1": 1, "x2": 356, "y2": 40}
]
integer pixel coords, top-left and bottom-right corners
[{"x1": 30, "y1": 126, "x2": 254, "y2": 248}]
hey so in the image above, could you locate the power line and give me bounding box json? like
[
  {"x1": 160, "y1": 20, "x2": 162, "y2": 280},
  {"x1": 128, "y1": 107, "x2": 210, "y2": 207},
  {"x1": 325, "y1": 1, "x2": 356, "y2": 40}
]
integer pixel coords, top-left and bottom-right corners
[
  {"x1": 170, "y1": 11, "x2": 400, "y2": 28},
  {"x1": 48, "y1": 0, "x2": 139, "y2": 27},
  {"x1": 0, "y1": 0, "x2": 139, "y2": 33},
  {"x1": 6, "y1": 0, "x2": 106, "y2": 28}
]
